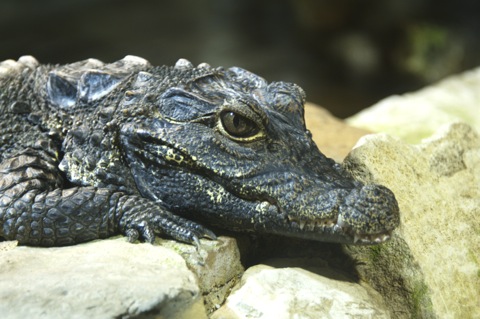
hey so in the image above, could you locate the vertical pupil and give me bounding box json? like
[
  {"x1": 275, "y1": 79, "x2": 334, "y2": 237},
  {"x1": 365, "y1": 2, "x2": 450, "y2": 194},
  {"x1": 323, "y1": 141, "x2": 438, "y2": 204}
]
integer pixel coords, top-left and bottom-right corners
[
  {"x1": 221, "y1": 110, "x2": 259, "y2": 138},
  {"x1": 232, "y1": 113, "x2": 241, "y2": 128}
]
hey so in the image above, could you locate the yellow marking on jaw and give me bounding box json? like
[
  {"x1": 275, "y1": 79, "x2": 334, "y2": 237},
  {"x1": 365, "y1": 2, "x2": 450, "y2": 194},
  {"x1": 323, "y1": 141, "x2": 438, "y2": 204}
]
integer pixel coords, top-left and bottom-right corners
[
  {"x1": 165, "y1": 148, "x2": 184, "y2": 164},
  {"x1": 206, "y1": 189, "x2": 226, "y2": 204}
]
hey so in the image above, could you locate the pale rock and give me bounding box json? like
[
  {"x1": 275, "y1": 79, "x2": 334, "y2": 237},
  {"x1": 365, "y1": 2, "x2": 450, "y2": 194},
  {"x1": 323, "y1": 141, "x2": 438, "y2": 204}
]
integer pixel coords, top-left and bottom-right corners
[
  {"x1": 346, "y1": 67, "x2": 480, "y2": 143},
  {"x1": 0, "y1": 238, "x2": 207, "y2": 319},
  {"x1": 305, "y1": 102, "x2": 370, "y2": 161},
  {"x1": 211, "y1": 261, "x2": 390, "y2": 319},
  {"x1": 160, "y1": 236, "x2": 244, "y2": 313},
  {"x1": 344, "y1": 122, "x2": 480, "y2": 319}
]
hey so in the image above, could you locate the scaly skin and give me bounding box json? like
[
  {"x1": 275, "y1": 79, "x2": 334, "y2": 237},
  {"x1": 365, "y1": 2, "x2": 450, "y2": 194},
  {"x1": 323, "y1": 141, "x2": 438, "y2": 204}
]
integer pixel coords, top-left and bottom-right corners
[{"x1": 0, "y1": 56, "x2": 399, "y2": 246}]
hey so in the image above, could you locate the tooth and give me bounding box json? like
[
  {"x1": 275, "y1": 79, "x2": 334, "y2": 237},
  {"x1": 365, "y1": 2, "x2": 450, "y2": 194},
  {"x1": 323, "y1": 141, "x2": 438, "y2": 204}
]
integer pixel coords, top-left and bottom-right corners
[
  {"x1": 305, "y1": 222, "x2": 313, "y2": 231},
  {"x1": 336, "y1": 215, "x2": 345, "y2": 227},
  {"x1": 299, "y1": 221, "x2": 306, "y2": 230}
]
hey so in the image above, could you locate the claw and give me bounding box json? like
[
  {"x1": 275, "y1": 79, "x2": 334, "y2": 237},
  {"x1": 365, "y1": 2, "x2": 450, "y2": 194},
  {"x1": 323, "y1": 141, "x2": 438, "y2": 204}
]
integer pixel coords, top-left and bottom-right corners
[
  {"x1": 125, "y1": 228, "x2": 139, "y2": 243},
  {"x1": 142, "y1": 224, "x2": 156, "y2": 244},
  {"x1": 186, "y1": 221, "x2": 217, "y2": 240},
  {"x1": 119, "y1": 197, "x2": 218, "y2": 246},
  {"x1": 192, "y1": 235, "x2": 201, "y2": 249},
  {"x1": 203, "y1": 228, "x2": 217, "y2": 240}
]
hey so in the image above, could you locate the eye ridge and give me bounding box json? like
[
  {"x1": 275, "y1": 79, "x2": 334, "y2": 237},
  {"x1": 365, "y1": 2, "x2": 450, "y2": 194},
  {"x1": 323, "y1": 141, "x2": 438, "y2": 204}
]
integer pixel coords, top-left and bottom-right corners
[{"x1": 220, "y1": 110, "x2": 260, "y2": 138}]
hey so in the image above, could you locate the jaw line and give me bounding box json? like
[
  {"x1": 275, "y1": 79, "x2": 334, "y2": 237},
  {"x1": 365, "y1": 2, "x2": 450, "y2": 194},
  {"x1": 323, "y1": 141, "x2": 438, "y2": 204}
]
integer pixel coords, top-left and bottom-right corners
[{"x1": 282, "y1": 213, "x2": 393, "y2": 245}]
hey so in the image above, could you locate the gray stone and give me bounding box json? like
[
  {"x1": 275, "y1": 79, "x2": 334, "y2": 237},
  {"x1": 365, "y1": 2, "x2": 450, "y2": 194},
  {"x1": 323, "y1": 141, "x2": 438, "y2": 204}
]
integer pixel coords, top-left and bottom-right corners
[
  {"x1": 211, "y1": 260, "x2": 390, "y2": 319},
  {"x1": 159, "y1": 236, "x2": 244, "y2": 314},
  {"x1": 346, "y1": 67, "x2": 480, "y2": 143},
  {"x1": 343, "y1": 122, "x2": 480, "y2": 319},
  {"x1": 0, "y1": 238, "x2": 207, "y2": 319}
]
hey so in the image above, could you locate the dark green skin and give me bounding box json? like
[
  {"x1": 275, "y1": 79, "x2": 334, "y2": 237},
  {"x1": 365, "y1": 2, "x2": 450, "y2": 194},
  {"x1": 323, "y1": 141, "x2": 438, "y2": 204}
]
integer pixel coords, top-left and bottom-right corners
[{"x1": 0, "y1": 56, "x2": 399, "y2": 247}]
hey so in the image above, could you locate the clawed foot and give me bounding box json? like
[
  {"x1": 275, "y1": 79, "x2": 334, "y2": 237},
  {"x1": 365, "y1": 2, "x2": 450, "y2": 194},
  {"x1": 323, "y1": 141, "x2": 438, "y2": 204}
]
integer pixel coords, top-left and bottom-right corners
[{"x1": 118, "y1": 197, "x2": 216, "y2": 246}]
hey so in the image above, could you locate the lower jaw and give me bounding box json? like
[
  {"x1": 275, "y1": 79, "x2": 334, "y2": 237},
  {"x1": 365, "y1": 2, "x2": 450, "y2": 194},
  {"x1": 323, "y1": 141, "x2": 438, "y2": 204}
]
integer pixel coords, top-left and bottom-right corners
[
  {"x1": 280, "y1": 219, "x2": 393, "y2": 245},
  {"x1": 352, "y1": 230, "x2": 392, "y2": 244}
]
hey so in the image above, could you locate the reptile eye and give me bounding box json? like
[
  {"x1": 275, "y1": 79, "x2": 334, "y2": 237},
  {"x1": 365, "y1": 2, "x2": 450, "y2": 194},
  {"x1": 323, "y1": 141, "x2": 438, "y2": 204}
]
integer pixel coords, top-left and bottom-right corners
[{"x1": 219, "y1": 111, "x2": 261, "y2": 140}]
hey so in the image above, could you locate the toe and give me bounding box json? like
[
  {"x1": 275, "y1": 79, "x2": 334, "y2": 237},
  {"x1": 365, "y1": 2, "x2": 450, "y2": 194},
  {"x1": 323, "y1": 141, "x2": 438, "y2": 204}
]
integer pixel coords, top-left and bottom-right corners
[{"x1": 125, "y1": 228, "x2": 139, "y2": 243}]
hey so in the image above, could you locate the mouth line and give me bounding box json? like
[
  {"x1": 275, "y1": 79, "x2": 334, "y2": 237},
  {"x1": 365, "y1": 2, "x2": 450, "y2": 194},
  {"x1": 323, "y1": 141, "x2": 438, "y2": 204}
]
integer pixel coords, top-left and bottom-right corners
[
  {"x1": 286, "y1": 215, "x2": 392, "y2": 244},
  {"x1": 287, "y1": 216, "x2": 337, "y2": 230},
  {"x1": 351, "y1": 231, "x2": 392, "y2": 244}
]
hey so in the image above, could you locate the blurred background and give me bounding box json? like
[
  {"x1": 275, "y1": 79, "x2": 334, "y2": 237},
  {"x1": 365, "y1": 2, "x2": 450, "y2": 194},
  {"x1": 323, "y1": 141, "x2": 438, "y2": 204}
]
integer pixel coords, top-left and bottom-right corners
[{"x1": 1, "y1": 0, "x2": 479, "y2": 118}]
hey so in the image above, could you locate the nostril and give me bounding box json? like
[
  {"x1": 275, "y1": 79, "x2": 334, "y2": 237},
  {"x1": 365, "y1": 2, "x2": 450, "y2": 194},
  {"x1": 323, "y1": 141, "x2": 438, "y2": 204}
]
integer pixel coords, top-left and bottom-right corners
[
  {"x1": 340, "y1": 183, "x2": 400, "y2": 235},
  {"x1": 359, "y1": 184, "x2": 395, "y2": 204}
]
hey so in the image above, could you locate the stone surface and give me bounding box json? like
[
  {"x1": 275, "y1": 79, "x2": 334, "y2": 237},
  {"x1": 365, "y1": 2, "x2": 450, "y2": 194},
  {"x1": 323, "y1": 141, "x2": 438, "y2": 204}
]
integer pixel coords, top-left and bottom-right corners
[
  {"x1": 305, "y1": 102, "x2": 370, "y2": 161},
  {"x1": 211, "y1": 260, "x2": 390, "y2": 319},
  {"x1": 0, "y1": 238, "x2": 207, "y2": 319},
  {"x1": 343, "y1": 122, "x2": 480, "y2": 319},
  {"x1": 346, "y1": 67, "x2": 480, "y2": 143},
  {"x1": 159, "y1": 236, "x2": 244, "y2": 314}
]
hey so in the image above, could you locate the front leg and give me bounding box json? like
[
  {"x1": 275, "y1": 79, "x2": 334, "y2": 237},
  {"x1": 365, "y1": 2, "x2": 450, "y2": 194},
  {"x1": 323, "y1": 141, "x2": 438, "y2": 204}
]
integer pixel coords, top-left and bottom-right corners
[
  {"x1": 116, "y1": 195, "x2": 216, "y2": 246},
  {"x1": 0, "y1": 152, "x2": 215, "y2": 246}
]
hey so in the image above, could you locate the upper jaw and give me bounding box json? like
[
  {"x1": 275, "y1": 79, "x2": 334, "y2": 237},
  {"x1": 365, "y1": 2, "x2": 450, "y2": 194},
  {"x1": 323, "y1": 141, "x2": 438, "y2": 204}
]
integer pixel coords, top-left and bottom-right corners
[
  {"x1": 261, "y1": 183, "x2": 399, "y2": 245},
  {"x1": 284, "y1": 214, "x2": 394, "y2": 245}
]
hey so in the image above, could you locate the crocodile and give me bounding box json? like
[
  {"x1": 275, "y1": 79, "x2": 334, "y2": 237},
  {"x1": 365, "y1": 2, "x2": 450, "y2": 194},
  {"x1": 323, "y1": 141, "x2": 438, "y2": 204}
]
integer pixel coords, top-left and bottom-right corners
[{"x1": 0, "y1": 55, "x2": 399, "y2": 247}]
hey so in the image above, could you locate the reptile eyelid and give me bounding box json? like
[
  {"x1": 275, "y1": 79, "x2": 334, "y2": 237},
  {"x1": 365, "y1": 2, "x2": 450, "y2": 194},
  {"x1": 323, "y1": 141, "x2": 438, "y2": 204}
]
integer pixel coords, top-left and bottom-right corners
[{"x1": 216, "y1": 100, "x2": 266, "y2": 142}]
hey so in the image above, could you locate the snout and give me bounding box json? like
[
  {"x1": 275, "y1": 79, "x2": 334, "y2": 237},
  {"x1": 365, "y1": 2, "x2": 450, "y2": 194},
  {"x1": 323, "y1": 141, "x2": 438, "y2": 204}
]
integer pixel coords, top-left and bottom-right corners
[{"x1": 337, "y1": 184, "x2": 400, "y2": 242}]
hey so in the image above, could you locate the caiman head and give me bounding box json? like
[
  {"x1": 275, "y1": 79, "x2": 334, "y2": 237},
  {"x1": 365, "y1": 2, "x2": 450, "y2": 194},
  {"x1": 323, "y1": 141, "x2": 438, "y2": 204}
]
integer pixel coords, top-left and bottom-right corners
[{"x1": 120, "y1": 59, "x2": 400, "y2": 245}]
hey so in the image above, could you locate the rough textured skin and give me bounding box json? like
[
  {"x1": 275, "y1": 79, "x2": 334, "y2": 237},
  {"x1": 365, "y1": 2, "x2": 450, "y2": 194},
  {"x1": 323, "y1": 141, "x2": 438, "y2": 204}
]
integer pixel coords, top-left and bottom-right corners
[{"x1": 0, "y1": 56, "x2": 399, "y2": 247}]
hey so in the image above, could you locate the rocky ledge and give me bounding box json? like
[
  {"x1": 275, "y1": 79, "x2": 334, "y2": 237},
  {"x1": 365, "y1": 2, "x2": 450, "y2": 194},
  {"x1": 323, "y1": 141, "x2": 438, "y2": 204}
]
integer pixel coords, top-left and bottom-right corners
[{"x1": 1, "y1": 68, "x2": 479, "y2": 319}]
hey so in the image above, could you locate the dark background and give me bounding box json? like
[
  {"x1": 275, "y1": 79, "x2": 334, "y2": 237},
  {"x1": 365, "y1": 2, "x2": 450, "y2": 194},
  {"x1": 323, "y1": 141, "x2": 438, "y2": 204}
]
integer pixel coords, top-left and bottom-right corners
[{"x1": 1, "y1": 0, "x2": 479, "y2": 118}]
